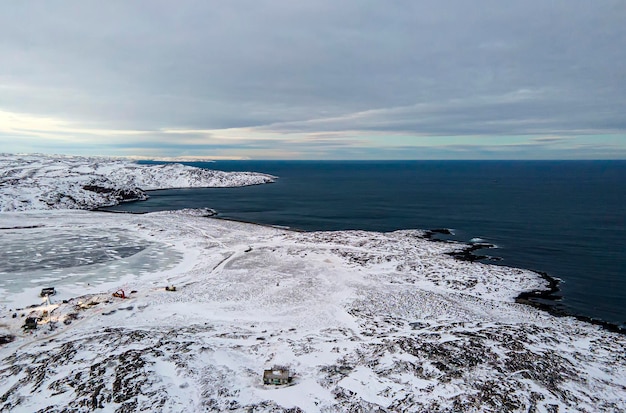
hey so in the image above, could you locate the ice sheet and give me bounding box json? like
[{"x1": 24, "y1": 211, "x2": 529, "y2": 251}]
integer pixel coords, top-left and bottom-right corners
[{"x1": 0, "y1": 225, "x2": 182, "y2": 301}]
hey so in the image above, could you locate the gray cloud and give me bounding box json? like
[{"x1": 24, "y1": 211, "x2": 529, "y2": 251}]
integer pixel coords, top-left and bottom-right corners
[
  {"x1": 0, "y1": 1, "x2": 624, "y2": 158},
  {"x1": 530, "y1": 137, "x2": 573, "y2": 143},
  {"x1": 332, "y1": 143, "x2": 626, "y2": 161}
]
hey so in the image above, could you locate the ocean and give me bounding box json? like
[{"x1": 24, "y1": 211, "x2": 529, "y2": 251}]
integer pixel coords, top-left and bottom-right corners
[{"x1": 105, "y1": 160, "x2": 626, "y2": 329}]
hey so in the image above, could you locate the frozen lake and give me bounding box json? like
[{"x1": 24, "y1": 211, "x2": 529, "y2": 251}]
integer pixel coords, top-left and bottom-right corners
[{"x1": 0, "y1": 226, "x2": 182, "y2": 300}]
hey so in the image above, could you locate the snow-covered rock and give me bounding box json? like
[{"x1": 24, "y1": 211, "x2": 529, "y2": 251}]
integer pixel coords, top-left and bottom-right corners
[
  {"x1": 0, "y1": 154, "x2": 275, "y2": 211},
  {"x1": 0, "y1": 211, "x2": 624, "y2": 412}
]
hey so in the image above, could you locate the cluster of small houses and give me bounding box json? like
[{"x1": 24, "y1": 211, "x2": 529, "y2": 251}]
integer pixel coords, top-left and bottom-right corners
[
  {"x1": 23, "y1": 285, "x2": 176, "y2": 330},
  {"x1": 25, "y1": 288, "x2": 294, "y2": 386}
]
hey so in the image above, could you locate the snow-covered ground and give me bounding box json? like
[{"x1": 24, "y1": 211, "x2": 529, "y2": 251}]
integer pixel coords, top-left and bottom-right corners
[
  {"x1": 0, "y1": 154, "x2": 275, "y2": 211},
  {"x1": 0, "y1": 154, "x2": 624, "y2": 411},
  {"x1": 0, "y1": 210, "x2": 624, "y2": 412}
]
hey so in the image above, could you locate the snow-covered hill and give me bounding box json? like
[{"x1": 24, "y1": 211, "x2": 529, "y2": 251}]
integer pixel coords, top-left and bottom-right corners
[
  {"x1": 0, "y1": 211, "x2": 624, "y2": 412},
  {"x1": 0, "y1": 154, "x2": 275, "y2": 211}
]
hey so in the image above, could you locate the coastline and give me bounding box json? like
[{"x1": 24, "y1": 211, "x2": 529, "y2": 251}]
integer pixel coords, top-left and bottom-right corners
[
  {"x1": 100, "y1": 209, "x2": 626, "y2": 335},
  {"x1": 5, "y1": 155, "x2": 625, "y2": 331},
  {"x1": 1, "y1": 209, "x2": 625, "y2": 411},
  {"x1": 423, "y1": 228, "x2": 626, "y2": 335}
]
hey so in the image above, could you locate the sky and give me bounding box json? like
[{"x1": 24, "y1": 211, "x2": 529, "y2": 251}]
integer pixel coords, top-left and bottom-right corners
[{"x1": 1, "y1": 1, "x2": 625, "y2": 160}]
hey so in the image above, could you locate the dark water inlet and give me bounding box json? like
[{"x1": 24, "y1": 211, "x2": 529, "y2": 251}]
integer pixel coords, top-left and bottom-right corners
[{"x1": 105, "y1": 160, "x2": 626, "y2": 330}]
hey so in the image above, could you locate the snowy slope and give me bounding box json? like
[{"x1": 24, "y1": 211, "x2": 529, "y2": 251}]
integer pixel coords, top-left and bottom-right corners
[
  {"x1": 0, "y1": 211, "x2": 624, "y2": 412},
  {"x1": 0, "y1": 154, "x2": 275, "y2": 211}
]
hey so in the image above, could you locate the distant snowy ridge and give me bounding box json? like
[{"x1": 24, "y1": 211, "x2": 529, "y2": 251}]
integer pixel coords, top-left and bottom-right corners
[{"x1": 0, "y1": 154, "x2": 275, "y2": 211}]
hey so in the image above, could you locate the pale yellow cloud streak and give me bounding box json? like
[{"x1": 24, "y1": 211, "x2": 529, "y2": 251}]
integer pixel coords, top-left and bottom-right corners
[{"x1": 0, "y1": 109, "x2": 147, "y2": 142}]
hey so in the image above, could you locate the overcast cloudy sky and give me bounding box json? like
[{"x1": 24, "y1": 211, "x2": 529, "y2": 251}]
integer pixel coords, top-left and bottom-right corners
[{"x1": 1, "y1": 1, "x2": 625, "y2": 159}]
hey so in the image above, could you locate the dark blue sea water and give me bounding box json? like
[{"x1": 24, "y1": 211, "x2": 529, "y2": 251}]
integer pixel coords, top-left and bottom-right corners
[{"x1": 106, "y1": 161, "x2": 626, "y2": 329}]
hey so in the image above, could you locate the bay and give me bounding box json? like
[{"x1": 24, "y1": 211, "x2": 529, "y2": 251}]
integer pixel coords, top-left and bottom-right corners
[{"x1": 105, "y1": 160, "x2": 626, "y2": 329}]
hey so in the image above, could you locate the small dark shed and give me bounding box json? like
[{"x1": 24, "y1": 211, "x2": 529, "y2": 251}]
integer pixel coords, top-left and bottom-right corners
[
  {"x1": 23, "y1": 317, "x2": 38, "y2": 330},
  {"x1": 40, "y1": 287, "x2": 55, "y2": 297}
]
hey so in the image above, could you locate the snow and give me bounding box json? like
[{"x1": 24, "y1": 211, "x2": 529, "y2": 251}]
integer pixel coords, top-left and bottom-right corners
[
  {"x1": 0, "y1": 211, "x2": 624, "y2": 412},
  {"x1": 0, "y1": 153, "x2": 275, "y2": 211},
  {"x1": 0, "y1": 155, "x2": 625, "y2": 412}
]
